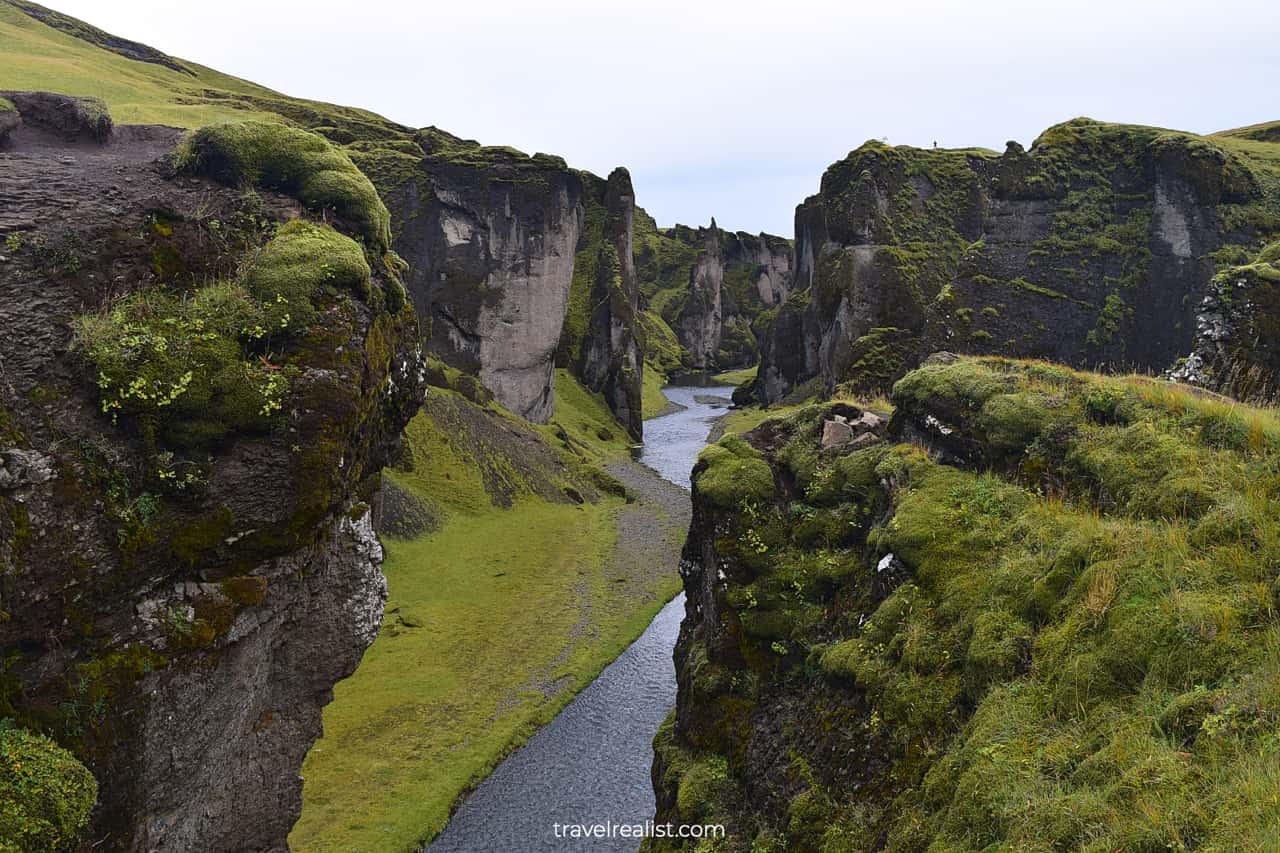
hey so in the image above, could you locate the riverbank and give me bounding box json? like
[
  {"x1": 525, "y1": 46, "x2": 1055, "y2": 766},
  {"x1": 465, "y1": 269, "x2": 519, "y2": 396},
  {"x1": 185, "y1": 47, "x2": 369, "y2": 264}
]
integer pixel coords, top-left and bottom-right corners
[
  {"x1": 291, "y1": 375, "x2": 688, "y2": 853},
  {"x1": 423, "y1": 383, "x2": 732, "y2": 852}
]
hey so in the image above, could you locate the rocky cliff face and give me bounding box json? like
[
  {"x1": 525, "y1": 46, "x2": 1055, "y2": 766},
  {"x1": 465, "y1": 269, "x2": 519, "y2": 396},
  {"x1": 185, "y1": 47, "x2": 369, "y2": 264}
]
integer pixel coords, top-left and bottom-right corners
[
  {"x1": 386, "y1": 129, "x2": 582, "y2": 424},
  {"x1": 0, "y1": 97, "x2": 423, "y2": 852},
  {"x1": 676, "y1": 225, "x2": 727, "y2": 370},
  {"x1": 649, "y1": 355, "x2": 1280, "y2": 852},
  {"x1": 566, "y1": 168, "x2": 644, "y2": 439},
  {"x1": 636, "y1": 217, "x2": 793, "y2": 372},
  {"x1": 756, "y1": 118, "x2": 1280, "y2": 403},
  {"x1": 1171, "y1": 239, "x2": 1280, "y2": 401}
]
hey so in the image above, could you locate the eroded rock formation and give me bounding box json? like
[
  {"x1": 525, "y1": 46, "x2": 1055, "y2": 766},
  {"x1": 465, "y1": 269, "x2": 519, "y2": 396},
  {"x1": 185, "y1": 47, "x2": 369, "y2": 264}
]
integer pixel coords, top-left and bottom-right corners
[
  {"x1": 636, "y1": 217, "x2": 793, "y2": 372},
  {"x1": 571, "y1": 168, "x2": 644, "y2": 439},
  {"x1": 390, "y1": 129, "x2": 583, "y2": 423},
  {"x1": 0, "y1": 99, "x2": 423, "y2": 852},
  {"x1": 756, "y1": 119, "x2": 1279, "y2": 402}
]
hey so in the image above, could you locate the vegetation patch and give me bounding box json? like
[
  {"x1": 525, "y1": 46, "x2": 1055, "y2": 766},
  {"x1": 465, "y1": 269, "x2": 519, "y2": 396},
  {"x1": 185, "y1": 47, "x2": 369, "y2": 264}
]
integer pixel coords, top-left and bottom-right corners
[
  {"x1": 695, "y1": 434, "x2": 775, "y2": 508},
  {"x1": 176, "y1": 121, "x2": 392, "y2": 253},
  {"x1": 74, "y1": 279, "x2": 295, "y2": 449},
  {"x1": 0, "y1": 725, "x2": 97, "y2": 853},
  {"x1": 657, "y1": 356, "x2": 1280, "y2": 851}
]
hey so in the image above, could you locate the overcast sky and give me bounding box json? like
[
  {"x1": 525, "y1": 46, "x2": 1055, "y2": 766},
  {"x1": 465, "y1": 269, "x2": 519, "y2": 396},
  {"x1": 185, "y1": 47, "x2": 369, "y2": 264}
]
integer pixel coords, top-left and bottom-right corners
[{"x1": 49, "y1": 0, "x2": 1280, "y2": 235}]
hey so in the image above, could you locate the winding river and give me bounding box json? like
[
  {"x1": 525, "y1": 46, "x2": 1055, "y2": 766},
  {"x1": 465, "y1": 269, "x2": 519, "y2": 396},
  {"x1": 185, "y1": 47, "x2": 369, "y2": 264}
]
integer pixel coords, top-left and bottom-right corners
[{"x1": 425, "y1": 384, "x2": 734, "y2": 853}]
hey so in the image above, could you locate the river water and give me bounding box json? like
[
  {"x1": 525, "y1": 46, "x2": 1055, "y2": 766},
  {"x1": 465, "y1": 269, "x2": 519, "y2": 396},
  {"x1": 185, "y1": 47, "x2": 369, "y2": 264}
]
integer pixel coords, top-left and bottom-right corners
[{"x1": 425, "y1": 384, "x2": 733, "y2": 853}]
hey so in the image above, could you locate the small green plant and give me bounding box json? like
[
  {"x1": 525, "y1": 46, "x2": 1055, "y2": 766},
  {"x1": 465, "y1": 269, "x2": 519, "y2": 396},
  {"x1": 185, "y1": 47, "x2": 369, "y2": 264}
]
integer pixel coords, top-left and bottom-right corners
[
  {"x1": 74, "y1": 280, "x2": 297, "y2": 448},
  {"x1": 0, "y1": 725, "x2": 98, "y2": 853},
  {"x1": 4, "y1": 234, "x2": 20, "y2": 253}
]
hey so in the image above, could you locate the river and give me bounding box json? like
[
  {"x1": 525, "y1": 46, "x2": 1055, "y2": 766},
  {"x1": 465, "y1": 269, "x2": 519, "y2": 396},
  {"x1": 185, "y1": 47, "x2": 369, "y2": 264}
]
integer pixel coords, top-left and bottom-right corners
[{"x1": 425, "y1": 383, "x2": 734, "y2": 853}]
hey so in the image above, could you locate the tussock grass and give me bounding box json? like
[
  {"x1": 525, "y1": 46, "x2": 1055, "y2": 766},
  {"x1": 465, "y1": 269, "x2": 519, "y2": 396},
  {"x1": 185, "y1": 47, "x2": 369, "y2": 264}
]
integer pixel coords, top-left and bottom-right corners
[{"x1": 660, "y1": 356, "x2": 1280, "y2": 851}]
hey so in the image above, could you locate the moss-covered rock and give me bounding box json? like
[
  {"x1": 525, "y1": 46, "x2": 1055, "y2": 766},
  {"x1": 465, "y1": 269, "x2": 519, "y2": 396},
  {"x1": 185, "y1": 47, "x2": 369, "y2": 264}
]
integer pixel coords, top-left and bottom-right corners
[
  {"x1": 0, "y1": 727, "x2": 97, "y2": 853},
  {"x1": 655, "y1": 356, "x2": 1280, "y2": 851},
  {"x1": 693, "y1": 434, "x2": 775, "y2": 508},
  {"x1": 177, "y1": 121, "x2": 391, "y2": 253},
  {"x1": 73, "y1": 280, "x2": 288, "y2": 449},
  {"x1": 3, "y1": 110, "x2": 424, "y2": 852},
  {"x1": 759, "y1": 117, "x2": 1280, "y2": 403},
  {"x1": 243, "y1": 219, "x2": 374, "y2": 331},
  {"x1": 0, "y1": 91, "x2": 110, "y2": 143}
]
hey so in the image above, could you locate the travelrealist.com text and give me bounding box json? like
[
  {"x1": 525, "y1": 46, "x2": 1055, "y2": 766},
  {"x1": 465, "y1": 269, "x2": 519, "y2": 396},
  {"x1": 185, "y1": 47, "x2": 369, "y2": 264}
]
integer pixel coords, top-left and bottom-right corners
[{"x1": 552, "y1": 820, "x2": 727, "y2": 840}]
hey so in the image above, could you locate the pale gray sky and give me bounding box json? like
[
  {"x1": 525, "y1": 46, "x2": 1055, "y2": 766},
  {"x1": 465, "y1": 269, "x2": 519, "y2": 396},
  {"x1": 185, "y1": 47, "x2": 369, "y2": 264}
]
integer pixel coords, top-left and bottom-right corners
[{"x1": 48, "y1": 0, "x2": 1280, "y2": 235}]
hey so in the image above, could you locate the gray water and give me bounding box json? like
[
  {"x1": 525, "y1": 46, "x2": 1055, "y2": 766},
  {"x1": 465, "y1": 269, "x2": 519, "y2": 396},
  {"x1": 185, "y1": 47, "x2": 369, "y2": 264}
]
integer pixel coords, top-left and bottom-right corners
[{"x1": 426, "y1": 384, "x2": 733, "y2": 853}]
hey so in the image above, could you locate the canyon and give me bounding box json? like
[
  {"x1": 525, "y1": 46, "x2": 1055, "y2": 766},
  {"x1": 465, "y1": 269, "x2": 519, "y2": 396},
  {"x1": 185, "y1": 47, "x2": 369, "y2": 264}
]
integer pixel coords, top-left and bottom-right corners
[{"x1": 2, "y1": 2, "x2": 1280, "y2": 852}]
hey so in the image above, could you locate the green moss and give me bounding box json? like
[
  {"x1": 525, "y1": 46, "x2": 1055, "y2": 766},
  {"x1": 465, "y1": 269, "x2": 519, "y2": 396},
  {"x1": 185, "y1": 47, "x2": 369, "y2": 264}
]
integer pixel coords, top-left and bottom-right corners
[
  {"x1": 220, "y1": 575, "x2": 268, "y2": 607},
  {"x1": 558, "y1": 176, "x2": 607, "y2": 367},
  {"x1": 1258, "y1": 239, "x2": 1280, "y2": 265},
  {"x1": 638, "y1": 309, "x2": 686, "y2": 376},
  {"x1": 0, "y1": 97, "x2": 14, "y2": 114},
  {"x1": 0, "y1": 726, "x2": 97, "y2": 853},
  {"x1": 695, "y1": 435, "x2": 775, "y2": 508},
  {"x1": 683, "y1": 356, "x2": 1280, "y2": 849},
  {"x1": 243, "y1": 219, "x2": 374, "y2": 331},
  {"x1": 177, "y1": 121, "x2": 391, "y2": 253}
]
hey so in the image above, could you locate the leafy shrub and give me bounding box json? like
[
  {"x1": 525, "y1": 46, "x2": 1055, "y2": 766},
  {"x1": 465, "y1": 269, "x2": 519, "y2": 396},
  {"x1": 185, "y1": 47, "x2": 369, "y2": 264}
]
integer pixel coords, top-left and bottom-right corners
[
  {"x1": 74, "y1": 280, "x2": 293, "y2": 448},
  {"x1": 0, "y1": 727, "x2": 97, "y2": 853}
]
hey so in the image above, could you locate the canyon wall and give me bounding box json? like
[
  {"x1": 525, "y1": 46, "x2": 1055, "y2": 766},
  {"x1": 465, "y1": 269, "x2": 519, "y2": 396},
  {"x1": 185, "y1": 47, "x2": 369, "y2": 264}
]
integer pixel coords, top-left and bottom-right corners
[
  {"x1": 563, "y1": 167, "x2": 644, "y2": 439},
  {"x1": 385, "y1": 129, "x2": 583, "y2": 424},
  {"x1": 648, "y1": 355, "x2": 1280, "y2": 851},
  {"x1": 0, "y1": 98, "x2": 424, "y2": 852},
  {"x1": 755, "y1": 118, "x2": 1280, "y2": 403},
  {"x1": 635, "y1": 215, "x2": 793, "y2": 372}
]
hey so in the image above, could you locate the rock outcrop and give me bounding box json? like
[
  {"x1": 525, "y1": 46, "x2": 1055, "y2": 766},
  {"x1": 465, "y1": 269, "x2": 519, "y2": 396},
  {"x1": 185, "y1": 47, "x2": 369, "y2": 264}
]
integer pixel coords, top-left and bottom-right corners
[
  {"x1": 566, "y1": 167, "x2": 644, "y2": 439},
  {"x1": 388, "y1": 129, "x2": 582, "y2": 424},
  {"x1": 676, "y1": 224, "x2": 727, "y2": 370},
  {"x1": 1170, "y1": 239, "x2": 1280, "y2": 401},
  {"x1": 0, "y1": 100, "x2": 423, "y2": 852},
  {"x1": 635, "y1": 216, "x2": 793, "y2": 372},
  {"x1": 756, "y1": 118, "x2": 1280, "y2": 403},
  {"x1": 649, "y1": 356, "x2": 1280, "y2": 851}
]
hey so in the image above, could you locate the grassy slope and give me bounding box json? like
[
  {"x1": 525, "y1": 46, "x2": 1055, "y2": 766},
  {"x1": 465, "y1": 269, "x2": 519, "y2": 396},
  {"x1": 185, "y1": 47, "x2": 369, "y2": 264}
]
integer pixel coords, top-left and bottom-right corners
[
  {"x1": 642, "y1": 366, "x2": 675, "y2": 420},
  {"x1": 0, "y1": 2, "x2": 283, "y2": 126},
  {"x1": 713, "y1": 365, "x2": 757, "y2": 387},
  {"x1": 293, "y1": 373, "x2": 681, "y2": 852}
]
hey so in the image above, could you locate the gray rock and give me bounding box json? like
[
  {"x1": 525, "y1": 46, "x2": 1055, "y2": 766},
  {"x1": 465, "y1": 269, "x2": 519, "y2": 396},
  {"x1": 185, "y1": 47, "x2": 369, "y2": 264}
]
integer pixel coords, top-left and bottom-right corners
[
  {"x1": 0, "y1": 448, "x2": 55, "y2": 489},
  {"x1": 393, "y1": 142, "x2": 583, "y2": 424},
  {"x1": 757, "y1": 121, "x2": 1257, "y2": 403},
  {"x1": 575, "y1": 168, "x2": 644, "y2": 440},
  {"x1": 132, "y1": 511, "x2": 388, "y2": 853},
  {"x1": 821, "y1": 418, "x2": 854, "y2": 449}
]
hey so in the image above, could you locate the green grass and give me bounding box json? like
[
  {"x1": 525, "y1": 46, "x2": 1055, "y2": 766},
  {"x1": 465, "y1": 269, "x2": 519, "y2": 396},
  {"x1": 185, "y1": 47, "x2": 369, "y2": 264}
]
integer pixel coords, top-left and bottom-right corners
[
  {"x1": 0, "y1": 3, "x2": 288, "y2": 127},
  {"x1": 712, "y1": 365, "x2": 757, "y2": 387},
  {"x1": 293, "y1": 497, "x2": 623, "y2": 852},
  {"x1": 294, "y1": 375, "x2": 679, "y2": 852},
  {"x1": 642, "y1": 367, "x2": 676, "y2": 420},
  {"x1": 542, "y1": 368, "x2": 634, "y2": 457}
]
